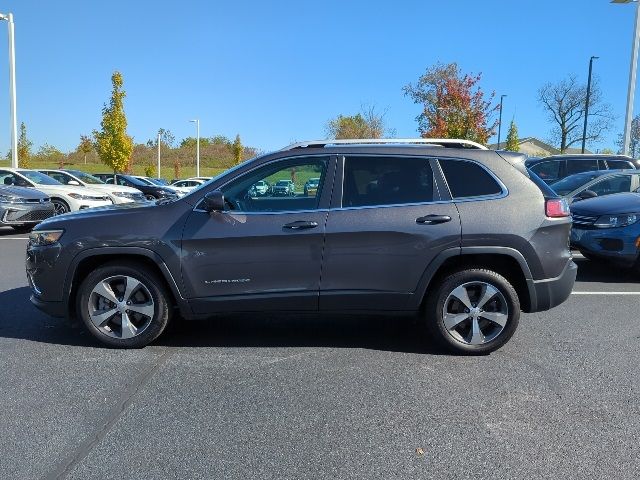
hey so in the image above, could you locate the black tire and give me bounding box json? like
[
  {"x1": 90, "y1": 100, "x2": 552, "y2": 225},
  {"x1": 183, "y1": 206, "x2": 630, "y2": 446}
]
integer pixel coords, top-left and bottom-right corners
[
  {"x1": 11, "y1": 225, "x2": 33, "y2": 233},
  {"x1": 51, "y1": 198, "x2": 70, "y2": 215},
  {"x1": 579, "y1": 251, "x2": 600, "y2": 262},
  {"x1": 424, "y1": 269, "x2": 520, "y2": 355},
  {"x1": 76, "y1": 261, "x2": 172, "y2": 348}
]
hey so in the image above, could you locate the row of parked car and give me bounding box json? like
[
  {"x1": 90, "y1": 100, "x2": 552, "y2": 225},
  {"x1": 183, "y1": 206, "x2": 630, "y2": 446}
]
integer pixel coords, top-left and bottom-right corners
[
  {"x1": 0, "y1": 167, "x2": 210, "y2": 232},
  {"x1": 525, "y1": 154, "x2": 640, "y2": 269}
]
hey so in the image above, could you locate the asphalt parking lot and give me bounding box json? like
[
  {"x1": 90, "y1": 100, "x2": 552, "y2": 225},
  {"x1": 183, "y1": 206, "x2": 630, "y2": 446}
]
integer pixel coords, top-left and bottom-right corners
[{"x1": 1, "y1": 226, "x2": 639, "y2": 479}]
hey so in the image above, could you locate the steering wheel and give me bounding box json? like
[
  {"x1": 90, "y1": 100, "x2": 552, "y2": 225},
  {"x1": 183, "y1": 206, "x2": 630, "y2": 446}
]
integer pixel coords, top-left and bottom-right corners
[{"x1": 225, "y1": 198, "x2": 242, "y2": 211}]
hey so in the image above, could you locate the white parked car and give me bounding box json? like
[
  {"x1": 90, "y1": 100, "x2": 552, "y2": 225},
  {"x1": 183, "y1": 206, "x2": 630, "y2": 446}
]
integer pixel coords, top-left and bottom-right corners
[
  {"x1": 170, "y1": 177, "x2": 209, "y2": 194},
  {"x1": 0, "y1": 168, "x2": 112, "y2": 215},
  {"x1": 38, "y1": 169, "x2": 148, "y2": 205}
]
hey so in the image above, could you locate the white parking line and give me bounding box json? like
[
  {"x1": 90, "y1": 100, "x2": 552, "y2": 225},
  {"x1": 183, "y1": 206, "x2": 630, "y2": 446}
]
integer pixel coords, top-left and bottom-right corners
[
  {"x1": 572, "y1": 291, "x2": 640, "y2": 295},
  {"x1": 0, "y1": 237, "x2": 29, "y2": 240}
]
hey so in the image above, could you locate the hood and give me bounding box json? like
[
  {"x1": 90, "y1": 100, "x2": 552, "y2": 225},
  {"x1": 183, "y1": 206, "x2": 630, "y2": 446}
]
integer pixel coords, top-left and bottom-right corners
[
  {"x1": 570, "y1": 192, "x2": 640, "y2": 216},
  {"x1": 35, "y1": 201, "x2": 156, "y2": 229},
  {"x1": 86, "y1": 184, "x2": 142, "y2": 194},
  {"x1": 31, "y1": 184, "x2": 109, "y2": 197},
  {"x1": 0, "y1": 184, "x2": 48, "y2": 200}
]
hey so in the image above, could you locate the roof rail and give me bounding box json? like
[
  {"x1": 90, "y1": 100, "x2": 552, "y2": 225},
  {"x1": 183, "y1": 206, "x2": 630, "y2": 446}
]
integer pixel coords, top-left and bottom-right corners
[{"x1": 280, "y1": 138, "x2": 488, "y2": 151}]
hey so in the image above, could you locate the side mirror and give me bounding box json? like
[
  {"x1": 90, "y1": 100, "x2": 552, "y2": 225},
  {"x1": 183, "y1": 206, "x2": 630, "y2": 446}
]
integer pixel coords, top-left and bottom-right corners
[
  {"x1": 576, "y1": 190, "x2": 598, "y2": 201},
  {"x1": 202, "y1": 190, "x2": 225, "y2": 212},
  {"x1": 67, "y1": 180, "x2": 81, "y2": 186}
]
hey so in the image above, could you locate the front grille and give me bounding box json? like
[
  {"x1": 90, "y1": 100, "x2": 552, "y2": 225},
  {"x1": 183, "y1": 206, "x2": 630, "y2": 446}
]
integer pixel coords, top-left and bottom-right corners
[
  {"x1": 572, "y1": 213, "x2": 598, "y2": 228},
  {"x1": 3, "y1": 208, "x2": 55, "y2": 223}
]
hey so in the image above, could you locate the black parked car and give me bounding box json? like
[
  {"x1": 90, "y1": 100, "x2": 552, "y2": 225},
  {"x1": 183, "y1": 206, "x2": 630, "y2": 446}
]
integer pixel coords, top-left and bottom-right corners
[
  {"x1": 526, "y1": 154, "x2": 638, "y2": 184},
  {"x1": 28, "y1": 139, "x2": 576, "y2": 354},
  {"x1": 93, "y1": 173, "x2": 178, "y2": 201}
]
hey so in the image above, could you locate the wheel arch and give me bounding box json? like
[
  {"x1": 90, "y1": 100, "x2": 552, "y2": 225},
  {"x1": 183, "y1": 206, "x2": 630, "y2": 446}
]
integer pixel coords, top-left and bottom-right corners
[
  {"x1": 415, "y1": 247, "x2": 536, "y2": 313},
  {"x1": 65, "y1": 247, "x2": 189, "y2": 319}
]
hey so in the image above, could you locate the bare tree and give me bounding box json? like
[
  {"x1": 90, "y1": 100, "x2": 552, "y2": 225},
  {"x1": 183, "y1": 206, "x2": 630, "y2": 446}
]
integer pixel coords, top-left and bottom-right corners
[
  {"x1": 538, "y1": 75, "x2": 613, "y2": 153},
  {"x1": 616, "y1": 114, "x2": 640, "y2": 158}
]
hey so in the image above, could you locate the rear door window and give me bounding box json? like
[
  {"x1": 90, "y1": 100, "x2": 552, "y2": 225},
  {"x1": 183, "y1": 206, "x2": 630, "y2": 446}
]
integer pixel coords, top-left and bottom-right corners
[
  {"x1": 530, "y1": 161, "x2": 562, "y2": 182},
  {"x1": 587, "y1": 175, "x2": 632, "y2": 196},
  {"x1": 566, "y1": 159, "x2": 598, "y2": 175},
  {"x1": 439, "y1": 159, "x2": 502, "y2": 199},
  {"x1": 342, "y1": 156, "x2": 434, "y2": 207}
]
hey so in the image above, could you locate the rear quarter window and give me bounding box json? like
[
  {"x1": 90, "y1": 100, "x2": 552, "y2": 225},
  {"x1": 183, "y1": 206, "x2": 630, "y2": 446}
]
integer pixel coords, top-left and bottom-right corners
[{"x1": 439, "y1": 159, "x2": 503, "y2": 198}]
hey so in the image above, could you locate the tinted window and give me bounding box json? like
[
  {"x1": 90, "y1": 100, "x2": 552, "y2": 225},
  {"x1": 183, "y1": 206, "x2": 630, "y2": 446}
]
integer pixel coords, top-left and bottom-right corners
[
  {"x1": 566, "y1": 159, "x2": 598, "y2": 175},
  {"x1": 439, "y1": 159, "x2": 502, "y2": 198},
  {"x1": 607, "y1": 160, "x2": 634, "y2": 170},
  {"x1": 342, "y1": 156, "x2": 434, "y2": 207},
  {"x1": 587, "y1": 176, "x2": 631, "y2": 196},
  {"x1": 530, "y1": 160, "x2": 562, "y2": 182},
  {"x1": 221, "y1": 157, "x2": 328, "y2": 212},
  {"x1": 549, "y1": 172, "x2": 601, "y2": 195}
]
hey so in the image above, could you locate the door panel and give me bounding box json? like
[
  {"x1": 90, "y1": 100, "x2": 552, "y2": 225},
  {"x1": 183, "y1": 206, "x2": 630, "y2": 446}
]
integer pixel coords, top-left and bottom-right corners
[
  {"x1": 180, "y1": 155, "x2": 334, "y2": 314},
  {"x1": 319, "y1": 155, "x2": 461, "y2": 311}
]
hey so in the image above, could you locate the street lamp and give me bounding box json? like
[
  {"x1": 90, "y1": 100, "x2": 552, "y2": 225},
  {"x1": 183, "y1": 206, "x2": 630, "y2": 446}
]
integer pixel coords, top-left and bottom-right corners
[
  {"x1": 189, "y1": 119, "x2": 200, "y2": 177},
  {"x1": 157, "y1": 132, "x2": 161, "y2": 179},
  {"x1": 496, "y1": 95, "x2": 507, "y2": 149},
  {"x1": 0, "y1": 12, "x2": 17, "y2": 168},
  {"x1": 612, "y1": 0, "x2": 640, "y2": 156},
  {"x1": 582, "y1": 56, "x2": 599, "y2": 154}
]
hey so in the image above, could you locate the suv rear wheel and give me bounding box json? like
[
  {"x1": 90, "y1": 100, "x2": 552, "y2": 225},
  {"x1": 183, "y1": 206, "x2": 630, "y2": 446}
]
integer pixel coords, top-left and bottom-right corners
[
  {"x1": 76, "y1": 262, "x2": 171, "y2": 348},
  {"x1": 425, "y1": 269, "x2": 520, "y2": 354}
]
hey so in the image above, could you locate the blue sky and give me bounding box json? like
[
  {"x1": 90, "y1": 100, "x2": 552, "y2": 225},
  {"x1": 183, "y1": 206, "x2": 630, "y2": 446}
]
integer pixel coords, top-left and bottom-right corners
[{"x1": 0, "y1": 0, "x2": 637, "y2": 154}]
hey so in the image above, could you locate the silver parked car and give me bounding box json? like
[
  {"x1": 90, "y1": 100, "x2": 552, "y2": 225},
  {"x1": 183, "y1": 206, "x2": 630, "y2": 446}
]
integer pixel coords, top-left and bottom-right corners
[{"x1": 0, "y1": 184, "x2": 55, "y2": 232}]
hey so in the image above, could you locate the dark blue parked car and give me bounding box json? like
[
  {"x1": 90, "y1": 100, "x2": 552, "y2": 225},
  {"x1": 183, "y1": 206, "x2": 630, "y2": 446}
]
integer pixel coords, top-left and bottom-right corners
[{"x1": 570, "y1": 192, "x2": 640, "y2": 266}]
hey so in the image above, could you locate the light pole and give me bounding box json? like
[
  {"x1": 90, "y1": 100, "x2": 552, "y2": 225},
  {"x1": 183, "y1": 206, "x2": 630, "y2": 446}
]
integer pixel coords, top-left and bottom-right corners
[
  {"x1": 0, "y1": 12, "x2": 17, "y2": 168},
  {"x1": 613, "y1": 0, "x2": 640, "y2": 156},
  {"x1": 190, "y1": 119, "x2": 200, "y2": 177},
  {"x1": 582, "y1": 56, "x2": 599, "y2": 154},
  {"x1": 157, "y1": 132, "x2": 161, "y2": 179},
  {"x1": 496, "y1": 95, "x2": 507, "y2": 149}
]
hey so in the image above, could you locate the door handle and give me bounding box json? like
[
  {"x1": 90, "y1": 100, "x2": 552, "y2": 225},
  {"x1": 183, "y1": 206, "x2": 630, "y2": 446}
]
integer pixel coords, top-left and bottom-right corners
[
  {"x1": 283, "y1": 220, "x2": 318, "y2": 230},
  {"x1": 416, "y1": 214, "x2": 452, "y2": 225}
]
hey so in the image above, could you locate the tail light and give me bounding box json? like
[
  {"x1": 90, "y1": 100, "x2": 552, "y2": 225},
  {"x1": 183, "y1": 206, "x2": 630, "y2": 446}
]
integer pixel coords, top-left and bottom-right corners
[{"x1": 545, "y1": 198, "x2": 570, "y2": 218}]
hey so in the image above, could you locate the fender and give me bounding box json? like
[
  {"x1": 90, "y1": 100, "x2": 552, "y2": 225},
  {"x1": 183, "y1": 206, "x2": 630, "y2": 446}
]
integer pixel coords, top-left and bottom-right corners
[
  {"x1": 63, "y1": 246, "x2": 192, "y2": 317},
  {"x1": 409, "y1": 246, "x2": 537, "y2": 311}
]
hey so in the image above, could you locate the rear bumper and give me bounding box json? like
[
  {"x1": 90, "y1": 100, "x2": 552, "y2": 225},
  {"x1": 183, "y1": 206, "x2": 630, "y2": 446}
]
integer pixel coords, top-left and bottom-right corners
[{"x1": 526, "y1": 260, "x2": 577, "y2": 313}]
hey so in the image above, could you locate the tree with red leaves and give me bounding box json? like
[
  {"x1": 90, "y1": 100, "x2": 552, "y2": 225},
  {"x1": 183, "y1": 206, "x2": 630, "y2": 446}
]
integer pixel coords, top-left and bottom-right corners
[{"x1": 403, "y1": 63, "x2": 498, "y2": 145}]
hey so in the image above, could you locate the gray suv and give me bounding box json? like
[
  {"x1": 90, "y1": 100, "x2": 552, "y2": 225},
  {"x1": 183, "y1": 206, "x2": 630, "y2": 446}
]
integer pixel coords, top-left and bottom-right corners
[{"x1": 26, "y1": 139, "x2": 577, "y2": 354}]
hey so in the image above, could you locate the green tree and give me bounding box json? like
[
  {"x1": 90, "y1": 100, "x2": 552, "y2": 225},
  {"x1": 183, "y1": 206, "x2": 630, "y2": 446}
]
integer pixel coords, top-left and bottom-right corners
[
  {"x1": 179, "y1": 137, "x2": 212, "y2": 149},
  {"x1": 615, "y1": 114, "x2": 640, "y2": 157},
  {"x1": 144, "y1": 164, "x2": 156, "y2": 177},
  {"x1": 17, "y1": 122, "x2": 32, "y2": 168},
  {"x1": 93, "y1": 71, "x2": 133, "y2": 176},
  {"x1": 78, "y1": 135, "x2": 93, "y2": 164},
  {"x1": 504, "y1": 120, "x2": 519, "y2": 152},
  {"x1": 232, "y1": 134, "x2": 243, "y2": 165},
  {"x1": 403, "y1": 62, "x2": 498, "y2": 144},
  {"x1": 325, "y1": 106, "x2": 392, "y2": 139}
]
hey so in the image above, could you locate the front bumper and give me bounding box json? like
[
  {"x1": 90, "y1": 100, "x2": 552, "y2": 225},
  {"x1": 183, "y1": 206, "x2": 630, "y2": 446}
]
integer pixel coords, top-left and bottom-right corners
[
  {"x1": 30, "y1": 294, "x2": 66, "y2": 317},
  {"x1": 570, "y1": 226, "x2": 639, "y2": 266},
  {"x1": 526, "y1": 260, "x2": 577, "y2": 313},
  {"x1": 0, "y1": 203, "x2": 55, "y2": 225}
]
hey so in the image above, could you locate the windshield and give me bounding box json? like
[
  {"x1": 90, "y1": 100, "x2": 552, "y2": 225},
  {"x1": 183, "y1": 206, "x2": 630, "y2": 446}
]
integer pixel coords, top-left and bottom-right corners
[
  {"x1": 18, "y1": 169, "x2": 63, "y2": 185},
  {"x1": 66, "y1": 170, "x2": 105, "y2": 185},
  {"x1": 134, "y1": 177, "x2": 155, "y2": 186},
  {"x1": 550, "y1": 172, "x2": 602, "y2": 196},
  {"x1": 276, "y1": 180, "x2": 290, "y2": 186},
  {"x1": 147, "y1": 178, "x2": 168, "y2": 185},
  {"x1": 121, "y1": 175, "x2": 150, "y2": 187}
]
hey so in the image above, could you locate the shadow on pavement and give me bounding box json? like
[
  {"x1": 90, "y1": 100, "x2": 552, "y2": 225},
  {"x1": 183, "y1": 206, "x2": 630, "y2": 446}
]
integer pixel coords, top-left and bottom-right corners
[
  {"x1": 574, "y1": 257, "x2": 639, "y2": 284},
  {"x1": 0, "y1": 227, "x2": 29, "y2": 237},
  {"x1": 0, "y1": 286, "x2": 444, "y2": 354}
]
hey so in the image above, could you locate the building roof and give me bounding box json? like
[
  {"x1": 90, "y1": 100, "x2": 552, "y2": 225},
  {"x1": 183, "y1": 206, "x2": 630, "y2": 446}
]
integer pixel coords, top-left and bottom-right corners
[{"x1": 489, "y1": 136, "x2": 591, "y2": 154}]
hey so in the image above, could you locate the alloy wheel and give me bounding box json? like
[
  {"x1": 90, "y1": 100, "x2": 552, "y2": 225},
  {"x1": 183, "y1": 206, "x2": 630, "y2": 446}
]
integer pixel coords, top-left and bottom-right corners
[
  {"x1": 87, "y1": 275, "x2": 155, "y2": 339},
  {"x1": 442, "y1": 281, "x2": 509, "y2": 346},
  {"x1": 52, "y1": 201, "x2": 68, "y2": 215}
]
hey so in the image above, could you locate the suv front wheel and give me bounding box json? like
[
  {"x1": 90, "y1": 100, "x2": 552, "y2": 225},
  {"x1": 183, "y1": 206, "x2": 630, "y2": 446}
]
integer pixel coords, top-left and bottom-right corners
[
  {"x1": 76, "y1": 262, "x2": 171, "y2": 348},
  {"x1": 425, "y1": 269, "x2": 520, "y2": 354}
]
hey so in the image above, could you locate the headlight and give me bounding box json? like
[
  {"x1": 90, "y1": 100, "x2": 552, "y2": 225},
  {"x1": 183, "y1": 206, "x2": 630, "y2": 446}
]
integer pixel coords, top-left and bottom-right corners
[
  {"x1": 0, "y1": 194, "x2": 26, "y2": 204},
  {"x1": 68, "y1": 193, "x2": 104, "y2": 200},
  {"x1": 28, "y1": 230, "x2": 64, "y2": 246},
  {"x1": 112, "y1": 191, "x2": 135, "y2": 198},
  {"x1": 594, "y1": 213, "x2": 640, "y2": 228}
]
